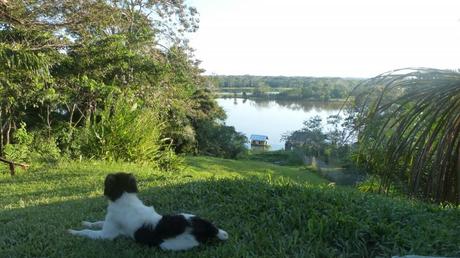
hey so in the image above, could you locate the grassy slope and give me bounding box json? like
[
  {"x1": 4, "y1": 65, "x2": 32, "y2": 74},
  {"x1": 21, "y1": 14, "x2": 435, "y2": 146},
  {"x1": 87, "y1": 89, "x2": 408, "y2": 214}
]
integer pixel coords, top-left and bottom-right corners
[{"x1": 0, "y1": 156, "x2": 459, "y2": 258}]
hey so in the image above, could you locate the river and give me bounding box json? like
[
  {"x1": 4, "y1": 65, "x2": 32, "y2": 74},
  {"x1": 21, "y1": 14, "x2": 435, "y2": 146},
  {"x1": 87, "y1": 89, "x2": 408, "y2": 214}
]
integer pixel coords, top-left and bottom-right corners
[{"x1": 217, "y1": 98, "x2": 344, "y2": 150}]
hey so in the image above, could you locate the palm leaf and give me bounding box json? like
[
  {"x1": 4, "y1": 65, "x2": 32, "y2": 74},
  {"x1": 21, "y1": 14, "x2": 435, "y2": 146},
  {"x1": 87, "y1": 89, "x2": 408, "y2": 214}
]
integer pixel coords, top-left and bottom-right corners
[{"x1": 354, "y1": 68, "x2": 460, "y2": 203}]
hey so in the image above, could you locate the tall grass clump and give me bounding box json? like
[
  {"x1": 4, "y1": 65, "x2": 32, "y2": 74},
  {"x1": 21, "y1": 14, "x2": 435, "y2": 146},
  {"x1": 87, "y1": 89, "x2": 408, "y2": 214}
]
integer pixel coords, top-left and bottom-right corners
[{"x1": 79, "y1": 96, "x2": 181, "y2": 171}]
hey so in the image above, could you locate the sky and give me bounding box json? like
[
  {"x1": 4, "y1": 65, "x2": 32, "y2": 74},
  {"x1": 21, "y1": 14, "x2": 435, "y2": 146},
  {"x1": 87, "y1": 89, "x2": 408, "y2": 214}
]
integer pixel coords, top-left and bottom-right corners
[{"x1": 187, "y1": 0, "x2": 460, "y2": 78}]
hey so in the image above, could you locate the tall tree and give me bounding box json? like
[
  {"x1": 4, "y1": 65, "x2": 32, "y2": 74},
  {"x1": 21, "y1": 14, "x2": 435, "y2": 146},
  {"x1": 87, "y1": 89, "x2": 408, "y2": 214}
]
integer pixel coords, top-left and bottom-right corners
[{"x1": 0, "y1": 0, "x2": 202, "y2": 155}]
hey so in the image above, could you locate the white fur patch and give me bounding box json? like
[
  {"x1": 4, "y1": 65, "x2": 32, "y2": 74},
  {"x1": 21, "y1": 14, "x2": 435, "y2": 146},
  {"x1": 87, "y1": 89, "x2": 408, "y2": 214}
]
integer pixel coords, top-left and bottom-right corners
[
  {"x1": 160, "y1": 232, "x2": 200, "y2": 251},
  {"x1": 217, "y1": 229, "x2": 229, "y2": 240}
]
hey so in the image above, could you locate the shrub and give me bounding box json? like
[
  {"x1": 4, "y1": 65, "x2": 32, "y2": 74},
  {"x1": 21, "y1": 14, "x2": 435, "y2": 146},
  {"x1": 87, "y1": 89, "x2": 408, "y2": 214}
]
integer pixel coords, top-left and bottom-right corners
[
  {"x1": 3, "y1": 123, "x2": 62, "y2": 166},
  {"x1": 31, "y1": 134, "x2": 61, "y2": 163},
  {"x1": 4, "y1": 122, "x2": 33, "y2": 163},
  {"x1": 195, "y1": 120, "x2": 247, "y2": 159},
  {"x1": 78, "y1": 97, "x2": 181, "y2": 171}
]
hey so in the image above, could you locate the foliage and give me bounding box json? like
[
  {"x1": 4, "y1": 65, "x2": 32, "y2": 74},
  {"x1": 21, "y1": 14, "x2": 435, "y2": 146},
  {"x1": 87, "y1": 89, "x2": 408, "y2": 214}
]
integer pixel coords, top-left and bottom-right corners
[
  {"x1": 188, "y1": 89, "x2": 247, "y2": 158},
  {"x1": 2, "y1": 122, "x2": 62, "y2": 165},
  {"x1": 0, "y1": 0, "x2": 239, "y2": 164},
  {"x1": 78, "y1": 96, "x2": 180, "y2": 170},
  {"x1": 0, "y1": 27, "x2": 57, "y2": 153},
  {"x1": 195, "y1": 120, "x2": 247, "y2": 159},
  {"x1": 0, "y1": 157, "x2": 459, "y2": 257},
  {"x1": 31, "y1": 134, "x2": 61, "y2": 163},
  {"x1": 211, "y1": 75, "x2": 361, "y2": 100},
  {"x1": 252, "y1": 83, "x2": 272, "y2": 98},
  {"x1": 3, "y1": 122, "x2": 32, "y2": 162},
  {"x1": 353, "y1": 68, "x2": 460, "y2": 203},
  {"x1": 284, "y1": 114, "x2": 356, "y2": 169},
  {"x1": 284, "y1": 116, "x2": 327, "y2": 157}
]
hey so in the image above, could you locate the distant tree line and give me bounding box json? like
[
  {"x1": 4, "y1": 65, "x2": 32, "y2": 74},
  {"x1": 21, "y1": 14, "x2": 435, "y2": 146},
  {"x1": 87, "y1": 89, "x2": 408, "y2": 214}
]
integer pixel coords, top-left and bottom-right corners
[{"x1": 209, "y1": 75, "x2": 362, "y2": 101}]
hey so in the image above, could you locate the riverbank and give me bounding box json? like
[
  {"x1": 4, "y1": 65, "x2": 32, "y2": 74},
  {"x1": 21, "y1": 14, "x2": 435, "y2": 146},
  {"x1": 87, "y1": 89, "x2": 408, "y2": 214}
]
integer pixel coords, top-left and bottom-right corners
[{"x1": 1, "y1": 156, "x2": 459, "y2": 257}]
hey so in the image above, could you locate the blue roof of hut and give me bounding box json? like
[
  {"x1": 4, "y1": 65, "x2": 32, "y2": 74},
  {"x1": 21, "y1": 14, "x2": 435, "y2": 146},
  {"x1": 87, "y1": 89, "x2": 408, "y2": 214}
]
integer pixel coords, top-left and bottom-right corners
[{"x1": 250, "y1": 134, "x2": 269, "y2": 141}]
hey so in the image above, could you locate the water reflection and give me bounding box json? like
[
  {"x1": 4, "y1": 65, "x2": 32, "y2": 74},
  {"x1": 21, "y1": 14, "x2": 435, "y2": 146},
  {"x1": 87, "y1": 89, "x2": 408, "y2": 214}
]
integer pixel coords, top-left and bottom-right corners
[
  {"x1": 217, "y1": 98, "x2": 344, "y2": 150},
  {"x1": 253, "y1": 99, "x2": 344, "y2": 112}
]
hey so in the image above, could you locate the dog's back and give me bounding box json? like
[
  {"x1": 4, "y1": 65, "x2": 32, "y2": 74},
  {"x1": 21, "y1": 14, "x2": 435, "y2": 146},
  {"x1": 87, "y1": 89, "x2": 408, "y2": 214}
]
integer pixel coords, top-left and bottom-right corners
[{"x1": 134, "y1": 213, "x2": 228, "y2": 250}]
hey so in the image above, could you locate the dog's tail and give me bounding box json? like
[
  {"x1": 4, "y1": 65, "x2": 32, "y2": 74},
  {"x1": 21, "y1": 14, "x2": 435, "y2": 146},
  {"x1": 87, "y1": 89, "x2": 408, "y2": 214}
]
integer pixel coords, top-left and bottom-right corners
[
  {"x1": 187, "y1": 215, "x2": 229, "y2": 242},
  {"x1": 216, "y1": 229, "x2": 228, "y2": 240}
]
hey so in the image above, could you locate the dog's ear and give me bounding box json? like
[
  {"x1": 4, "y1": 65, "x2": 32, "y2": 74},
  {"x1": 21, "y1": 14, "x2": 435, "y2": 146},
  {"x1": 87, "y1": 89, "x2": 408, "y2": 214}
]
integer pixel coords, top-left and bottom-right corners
[
  {"x1": 126, "y1": 173, "x2": 138, "y2": 193},
  {"x1": 104, "y1": 174, "x2": 116, "y2": 197},
  {"x1": 105, "y1": 173, "x2": 115, "y2": 181},
  {"x1": 104, "y1": 174, "x2": 115, "y2": 187}
]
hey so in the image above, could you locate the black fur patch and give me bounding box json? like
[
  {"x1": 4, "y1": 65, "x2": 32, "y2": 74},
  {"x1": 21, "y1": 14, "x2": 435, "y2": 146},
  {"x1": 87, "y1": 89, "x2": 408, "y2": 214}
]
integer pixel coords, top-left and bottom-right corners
[
  {"x1": 133, "y1": 224, "x2": 163, "y2": 247},
  {"x1": 103, "y1": 172, "x2": 138, "y2": 201},
  {"x1": 154, "y1": 215, "x2": 189, "y2": 239},
  {"x1": 134, "y1": 215, "x2": 189, "y2": 246},
  {"x1": 190, "y1": 217, "x2": 219, "y2": 243},
  {"x1": 133, "y1": 214, "x2": 221, "y2": 247}
]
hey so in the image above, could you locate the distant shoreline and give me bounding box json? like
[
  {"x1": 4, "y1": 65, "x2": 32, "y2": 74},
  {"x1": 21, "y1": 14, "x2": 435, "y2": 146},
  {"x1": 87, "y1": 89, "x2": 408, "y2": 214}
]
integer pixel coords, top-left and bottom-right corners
[{"x1": 216, "y1": 94, "x2": 349, "y2": 103}]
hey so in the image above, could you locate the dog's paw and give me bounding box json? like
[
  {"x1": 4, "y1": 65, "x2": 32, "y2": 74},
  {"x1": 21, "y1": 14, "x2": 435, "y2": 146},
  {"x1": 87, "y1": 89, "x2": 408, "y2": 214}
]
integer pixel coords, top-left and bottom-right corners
[
  {"x1": 82, "y1": 221, "x2": 92, "y2": 227},
  {"x1": 217, "y1": 229, "x2": 228, "y2": 240}
]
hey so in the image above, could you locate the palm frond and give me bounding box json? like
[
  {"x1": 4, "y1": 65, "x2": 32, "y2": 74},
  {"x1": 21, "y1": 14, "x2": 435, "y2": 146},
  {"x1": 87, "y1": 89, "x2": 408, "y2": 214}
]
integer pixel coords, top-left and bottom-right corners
[{"x1": 355, "y1": 68, "x2": 460, "y2": 203}]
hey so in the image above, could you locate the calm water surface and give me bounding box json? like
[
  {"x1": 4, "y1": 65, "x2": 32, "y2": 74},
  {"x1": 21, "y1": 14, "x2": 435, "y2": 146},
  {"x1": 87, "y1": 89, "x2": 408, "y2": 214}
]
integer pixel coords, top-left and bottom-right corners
[{"x1": 217, "y1": 98, "x2": 343, "y2": 150}]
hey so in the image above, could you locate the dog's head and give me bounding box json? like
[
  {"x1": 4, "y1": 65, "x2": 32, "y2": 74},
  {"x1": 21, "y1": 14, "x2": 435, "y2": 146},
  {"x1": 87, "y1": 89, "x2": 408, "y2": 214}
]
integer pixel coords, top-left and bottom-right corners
[{"x1": 104, "y1": 172, "x2": 138, "y2": 201}]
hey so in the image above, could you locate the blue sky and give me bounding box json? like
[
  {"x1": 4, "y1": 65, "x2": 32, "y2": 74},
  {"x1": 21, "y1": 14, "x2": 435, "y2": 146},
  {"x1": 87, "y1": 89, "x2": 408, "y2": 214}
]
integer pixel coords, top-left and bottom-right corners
[{"x1": 187, "y1": 0, "x2": 460, "y2": 78}]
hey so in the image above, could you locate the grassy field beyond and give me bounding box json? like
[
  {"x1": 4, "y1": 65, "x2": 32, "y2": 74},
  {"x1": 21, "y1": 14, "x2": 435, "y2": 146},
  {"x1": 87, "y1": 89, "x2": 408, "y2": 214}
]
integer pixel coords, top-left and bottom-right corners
[
  {"x1": 184, "y1": 156, "x2": 325, "y2": 184},
  {"x1": 0, "y1": 156, "x2": 459, "y2": 257}
]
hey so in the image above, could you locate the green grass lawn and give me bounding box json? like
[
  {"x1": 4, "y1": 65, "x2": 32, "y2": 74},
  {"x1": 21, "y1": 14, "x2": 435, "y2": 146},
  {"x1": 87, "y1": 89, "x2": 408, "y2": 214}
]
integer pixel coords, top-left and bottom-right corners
[{"x1": 1, "y1": 156, "x2": 459, "y2": 257}]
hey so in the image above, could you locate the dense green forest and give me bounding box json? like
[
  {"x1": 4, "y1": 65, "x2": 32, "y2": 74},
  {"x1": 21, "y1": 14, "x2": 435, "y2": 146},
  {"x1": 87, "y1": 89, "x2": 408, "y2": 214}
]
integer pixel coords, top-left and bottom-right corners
[
  {"x1": 209, "y1": 75, "x2": 362, "y2": 100},
  {"x1": 0, "y1": 0, "x2": 247, "y2": 173}
]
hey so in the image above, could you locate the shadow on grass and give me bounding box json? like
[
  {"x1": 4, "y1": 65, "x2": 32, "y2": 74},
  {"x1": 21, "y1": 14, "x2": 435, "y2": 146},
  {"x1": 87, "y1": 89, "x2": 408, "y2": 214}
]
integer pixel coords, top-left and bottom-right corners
[{"x1": 1, "y1": 178, "x2": 459, "y2": 258}]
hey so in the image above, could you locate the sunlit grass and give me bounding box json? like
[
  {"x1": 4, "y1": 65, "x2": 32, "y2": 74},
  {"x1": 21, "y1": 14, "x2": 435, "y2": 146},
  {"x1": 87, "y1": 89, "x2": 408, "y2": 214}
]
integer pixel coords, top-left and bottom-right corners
[{"x1": 0, "y1": 156, "x2": 459, "y2": 257}]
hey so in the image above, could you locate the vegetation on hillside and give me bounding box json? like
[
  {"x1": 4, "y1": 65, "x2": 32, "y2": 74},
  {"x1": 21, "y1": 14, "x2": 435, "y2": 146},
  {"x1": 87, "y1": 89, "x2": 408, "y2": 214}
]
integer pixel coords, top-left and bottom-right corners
[
  {"x1": 0, "y1": 0, "x2": 247, "y2": 171},
  {"x1": 1, "y1": 157, "x2": 459, "y2": 257}
]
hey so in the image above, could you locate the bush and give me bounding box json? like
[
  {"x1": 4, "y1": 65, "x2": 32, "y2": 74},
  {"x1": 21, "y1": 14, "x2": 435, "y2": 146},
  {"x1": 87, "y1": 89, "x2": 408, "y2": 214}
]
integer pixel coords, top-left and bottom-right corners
[
  {"x1": 3, "y1": 123, "x2": 62, "y2": 166},
  {"x1": 4, "y1": 122, "x2": 33, "y2": 163},
  {"x1": 78, "y1": 97, "x2": 181, "y2": 171},
  {"x1": 31, "y1": 134, "x2": 61, "y2": 163},
  {"x1": 195, "y1": 120, "x2": 247, "y2": 159}
]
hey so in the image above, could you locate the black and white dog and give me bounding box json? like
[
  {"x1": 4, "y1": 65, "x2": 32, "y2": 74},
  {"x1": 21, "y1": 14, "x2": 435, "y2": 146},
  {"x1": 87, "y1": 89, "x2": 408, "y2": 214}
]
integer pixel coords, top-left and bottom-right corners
[{"x1": 68, "y1": 172, "x2": 228, "y2": 251}]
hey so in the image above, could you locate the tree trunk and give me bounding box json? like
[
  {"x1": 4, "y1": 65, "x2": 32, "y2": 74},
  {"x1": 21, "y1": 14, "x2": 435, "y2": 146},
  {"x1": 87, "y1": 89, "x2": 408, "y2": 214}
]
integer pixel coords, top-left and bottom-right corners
[
  {"x1": 0, "y1": 157, "x2": 30, "y2": 176},
  {"x1": 6, "y1": 119, "x2": 11, "y2": 145},
  {"x1": 47, "y1": 104, "x2": 52, "y2": 138}
]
